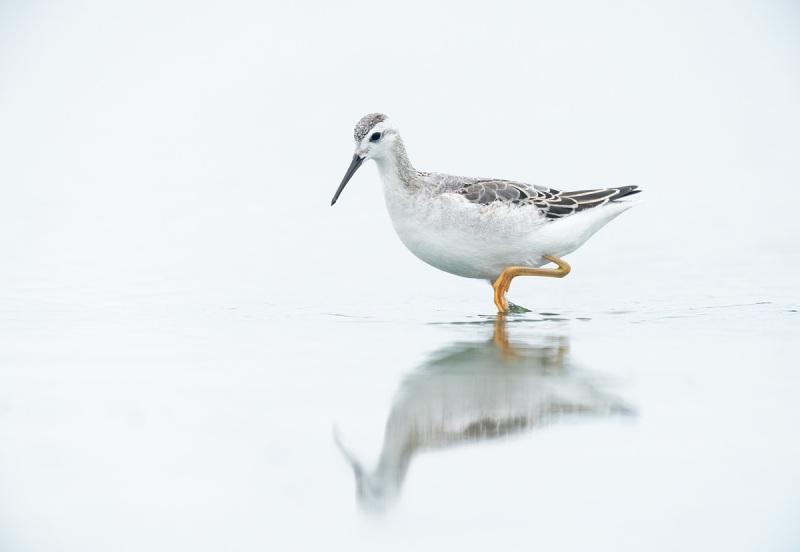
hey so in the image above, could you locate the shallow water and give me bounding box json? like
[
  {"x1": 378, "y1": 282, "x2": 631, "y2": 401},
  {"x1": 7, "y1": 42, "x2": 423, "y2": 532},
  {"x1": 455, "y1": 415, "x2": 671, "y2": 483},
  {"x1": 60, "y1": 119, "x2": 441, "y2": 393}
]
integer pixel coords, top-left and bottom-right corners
[{"x1": 1, "y1": 265, "x2": 798, "y2": 551}]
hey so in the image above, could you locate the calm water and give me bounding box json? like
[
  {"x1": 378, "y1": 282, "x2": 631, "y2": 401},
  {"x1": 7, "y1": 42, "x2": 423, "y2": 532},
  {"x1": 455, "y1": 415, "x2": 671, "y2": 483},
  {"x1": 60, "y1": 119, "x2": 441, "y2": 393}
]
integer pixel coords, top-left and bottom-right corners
[{"x1": 1, "y1": 261, "x2": 798, "y2": 551}]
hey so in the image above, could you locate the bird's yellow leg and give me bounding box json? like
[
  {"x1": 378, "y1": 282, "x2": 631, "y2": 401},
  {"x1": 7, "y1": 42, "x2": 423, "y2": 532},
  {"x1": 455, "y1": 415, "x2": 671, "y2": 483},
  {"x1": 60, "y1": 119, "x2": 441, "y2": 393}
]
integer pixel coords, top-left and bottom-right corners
[{"x1": 492, "y1": 254, "x2": 572, "y2": 313}]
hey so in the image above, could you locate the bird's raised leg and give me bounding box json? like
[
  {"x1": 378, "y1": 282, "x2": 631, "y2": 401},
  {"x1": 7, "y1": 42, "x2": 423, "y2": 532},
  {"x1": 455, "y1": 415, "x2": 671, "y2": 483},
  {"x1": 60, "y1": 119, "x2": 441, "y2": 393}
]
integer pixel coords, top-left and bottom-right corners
[{"x1": 492, "y1": 254, "x2": 571, "y2": 313}]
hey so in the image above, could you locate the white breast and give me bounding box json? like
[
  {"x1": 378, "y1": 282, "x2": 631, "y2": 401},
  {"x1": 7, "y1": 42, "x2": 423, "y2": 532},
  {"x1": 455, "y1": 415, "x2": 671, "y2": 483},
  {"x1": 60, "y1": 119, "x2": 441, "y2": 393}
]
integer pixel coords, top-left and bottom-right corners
[{"x1": 381, "y1": 179, "x2": 549, "y2": 279}]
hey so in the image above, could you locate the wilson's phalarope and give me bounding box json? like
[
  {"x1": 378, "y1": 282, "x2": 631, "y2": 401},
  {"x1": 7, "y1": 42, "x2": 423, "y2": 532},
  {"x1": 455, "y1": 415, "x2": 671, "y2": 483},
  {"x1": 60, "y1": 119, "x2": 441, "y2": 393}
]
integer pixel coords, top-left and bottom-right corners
[{"x1": 331, "y1": 113, "x2": 640, "y2": 313}]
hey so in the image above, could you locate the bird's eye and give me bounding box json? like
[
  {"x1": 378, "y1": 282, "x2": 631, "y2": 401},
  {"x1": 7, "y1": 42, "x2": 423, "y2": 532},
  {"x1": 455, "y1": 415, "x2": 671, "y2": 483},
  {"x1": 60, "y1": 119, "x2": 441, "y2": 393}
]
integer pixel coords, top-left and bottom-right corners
[{"x1": 370, "y1": 132, "x2": 382, "y2": 142}]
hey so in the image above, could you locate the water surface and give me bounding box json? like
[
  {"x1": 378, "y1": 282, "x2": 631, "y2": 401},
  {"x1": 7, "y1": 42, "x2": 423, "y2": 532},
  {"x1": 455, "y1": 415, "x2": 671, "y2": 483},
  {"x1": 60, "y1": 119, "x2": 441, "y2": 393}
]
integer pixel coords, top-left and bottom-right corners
[{"x1": 1, "y1": 273, "x2": 798, "y2": 551}]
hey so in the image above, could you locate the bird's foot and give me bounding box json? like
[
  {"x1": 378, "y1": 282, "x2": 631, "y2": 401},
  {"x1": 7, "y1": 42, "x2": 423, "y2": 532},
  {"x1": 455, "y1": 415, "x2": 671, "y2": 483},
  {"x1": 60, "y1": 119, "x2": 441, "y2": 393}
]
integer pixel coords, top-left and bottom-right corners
[{"x1": 506, "y1": 302, "x2": 532, "y2": 314}]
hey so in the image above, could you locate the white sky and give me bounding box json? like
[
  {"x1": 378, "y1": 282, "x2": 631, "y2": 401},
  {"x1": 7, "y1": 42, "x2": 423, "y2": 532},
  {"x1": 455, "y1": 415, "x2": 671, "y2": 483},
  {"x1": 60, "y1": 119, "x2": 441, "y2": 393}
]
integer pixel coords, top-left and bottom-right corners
[{"x1": 1, "y1": 0, "x2": 799, "y2": 303}]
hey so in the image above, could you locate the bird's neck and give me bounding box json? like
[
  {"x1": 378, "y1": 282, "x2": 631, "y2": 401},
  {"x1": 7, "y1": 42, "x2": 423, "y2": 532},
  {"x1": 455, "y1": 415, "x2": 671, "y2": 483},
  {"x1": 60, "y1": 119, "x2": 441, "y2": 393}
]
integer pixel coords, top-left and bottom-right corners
[{"x1": 374, "y1": 137, "x2": 419, "y2": 190}]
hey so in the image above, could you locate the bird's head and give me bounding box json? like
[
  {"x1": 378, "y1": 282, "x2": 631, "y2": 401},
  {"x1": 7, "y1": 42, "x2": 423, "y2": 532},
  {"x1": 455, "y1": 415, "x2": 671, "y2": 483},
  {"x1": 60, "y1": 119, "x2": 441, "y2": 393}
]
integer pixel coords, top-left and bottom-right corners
[{"x1": 331, "y1": 113, "x2": 398, "y2": 206}]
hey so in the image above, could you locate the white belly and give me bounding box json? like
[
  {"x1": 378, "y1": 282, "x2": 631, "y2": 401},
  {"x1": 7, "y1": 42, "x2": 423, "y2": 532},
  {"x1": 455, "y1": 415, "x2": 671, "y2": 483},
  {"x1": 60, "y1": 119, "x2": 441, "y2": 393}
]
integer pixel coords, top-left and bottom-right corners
[{"x1": 383, "y1": 186, "x2": 549, "y2": 280}]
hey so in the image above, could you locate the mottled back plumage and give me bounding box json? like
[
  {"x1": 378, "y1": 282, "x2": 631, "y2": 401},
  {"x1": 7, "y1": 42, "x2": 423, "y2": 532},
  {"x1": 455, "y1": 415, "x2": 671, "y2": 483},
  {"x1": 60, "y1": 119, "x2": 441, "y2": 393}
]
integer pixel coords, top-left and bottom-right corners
[{"x1": 453, "y1": 180, "x2": 641, "y2": 220}]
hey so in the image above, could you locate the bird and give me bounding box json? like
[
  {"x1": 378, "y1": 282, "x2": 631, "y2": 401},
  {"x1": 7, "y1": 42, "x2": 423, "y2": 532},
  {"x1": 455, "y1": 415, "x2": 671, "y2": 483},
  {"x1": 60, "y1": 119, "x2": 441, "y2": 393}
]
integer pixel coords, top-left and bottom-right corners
[{"x1": 331, "y1": 113, "x2": 640, "y2": 313}]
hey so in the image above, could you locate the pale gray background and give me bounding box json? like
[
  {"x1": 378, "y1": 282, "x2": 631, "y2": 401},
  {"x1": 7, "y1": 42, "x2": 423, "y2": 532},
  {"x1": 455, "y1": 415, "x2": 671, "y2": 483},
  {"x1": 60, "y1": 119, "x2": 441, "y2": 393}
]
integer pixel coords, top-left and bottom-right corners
[{"x1": 1, "y1": 1, "x2": 799, "y2": 551}]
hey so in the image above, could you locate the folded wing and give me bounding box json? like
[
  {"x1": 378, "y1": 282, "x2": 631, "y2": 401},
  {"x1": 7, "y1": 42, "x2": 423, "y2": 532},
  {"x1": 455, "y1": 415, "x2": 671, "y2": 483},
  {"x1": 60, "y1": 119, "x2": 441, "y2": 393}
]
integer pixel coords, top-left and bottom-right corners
[{"x1": 453, "y1": 180, "x2": 640, "y2": 220}]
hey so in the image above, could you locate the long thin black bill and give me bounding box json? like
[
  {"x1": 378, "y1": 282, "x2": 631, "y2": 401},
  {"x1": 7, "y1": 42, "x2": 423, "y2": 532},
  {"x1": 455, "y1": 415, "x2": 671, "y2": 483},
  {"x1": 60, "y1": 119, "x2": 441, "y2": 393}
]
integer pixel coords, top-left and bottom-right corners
[{"x1": 331, "y1": 154, "x2": 364, "y2": 206}]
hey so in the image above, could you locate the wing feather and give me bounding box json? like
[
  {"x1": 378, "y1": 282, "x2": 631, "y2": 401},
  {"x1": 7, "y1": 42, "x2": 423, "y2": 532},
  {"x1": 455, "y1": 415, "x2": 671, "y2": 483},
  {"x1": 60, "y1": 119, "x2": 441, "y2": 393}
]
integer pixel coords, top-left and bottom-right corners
[{"x1": 452, "y1": 181, "x2": 640, "y2": 220}]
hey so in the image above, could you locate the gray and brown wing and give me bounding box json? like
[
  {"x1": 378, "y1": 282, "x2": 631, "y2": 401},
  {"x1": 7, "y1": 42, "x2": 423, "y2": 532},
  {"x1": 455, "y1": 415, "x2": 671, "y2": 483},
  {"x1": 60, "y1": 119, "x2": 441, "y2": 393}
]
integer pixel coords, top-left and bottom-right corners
[{"x1": 453, "y1": 180, "x2": 640, "y2": 220}]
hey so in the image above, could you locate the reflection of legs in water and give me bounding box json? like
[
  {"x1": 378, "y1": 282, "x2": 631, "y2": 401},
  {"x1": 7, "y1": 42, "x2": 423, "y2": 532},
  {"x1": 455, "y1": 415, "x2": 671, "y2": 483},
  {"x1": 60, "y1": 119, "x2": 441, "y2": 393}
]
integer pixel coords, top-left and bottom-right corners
[
  {"x1": 492, "y1": 316, "x2": 570, "y2": 364},
  {"x1": 492, "y1": 254, "x2": 571, "y2": 313},
  {"x1": 492, "y1": 315, "x2": 516, "y2": 359}
]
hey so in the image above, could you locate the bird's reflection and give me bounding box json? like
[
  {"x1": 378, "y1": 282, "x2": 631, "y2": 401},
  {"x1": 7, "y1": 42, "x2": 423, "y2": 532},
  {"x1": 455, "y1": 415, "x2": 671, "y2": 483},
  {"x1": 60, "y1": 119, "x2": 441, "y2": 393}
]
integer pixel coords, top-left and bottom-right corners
[{"x1": 336, "y1": 317, "x2": 634, "y2": 511}]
